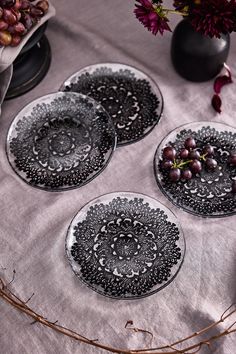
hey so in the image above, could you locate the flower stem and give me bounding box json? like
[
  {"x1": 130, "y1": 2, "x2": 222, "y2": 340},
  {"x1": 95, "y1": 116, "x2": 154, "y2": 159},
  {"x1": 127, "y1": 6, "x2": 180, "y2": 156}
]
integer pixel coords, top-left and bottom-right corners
[{"x1": 162, "y1": 8, "x2": 188, "y2": 16}]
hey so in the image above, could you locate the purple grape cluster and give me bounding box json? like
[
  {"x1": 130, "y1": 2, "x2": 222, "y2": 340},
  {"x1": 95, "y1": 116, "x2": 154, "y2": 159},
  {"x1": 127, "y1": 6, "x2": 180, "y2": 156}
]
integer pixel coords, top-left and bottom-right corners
[
  {"x1": 0, "y1": 0, "x2": 49, "y2": 47},
  {"x1": 161, "y1": 138, "x2": 236, "y2": 194},
  {"x1": 161, "y1": 137, "x2": 218, "y2": 182}
]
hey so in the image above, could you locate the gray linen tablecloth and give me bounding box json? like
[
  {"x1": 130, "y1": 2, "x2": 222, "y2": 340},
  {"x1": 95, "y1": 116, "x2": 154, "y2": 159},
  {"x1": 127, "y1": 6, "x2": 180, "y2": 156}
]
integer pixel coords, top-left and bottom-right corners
[{"x1": 0, "y1": 1, "x2": 236, "y2": 353}]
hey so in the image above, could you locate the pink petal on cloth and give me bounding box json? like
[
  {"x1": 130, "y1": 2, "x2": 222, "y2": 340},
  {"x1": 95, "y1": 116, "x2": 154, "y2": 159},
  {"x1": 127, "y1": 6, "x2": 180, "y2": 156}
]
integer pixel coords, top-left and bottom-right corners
[
  {"x1": 213, "y1": 75, "x2": 232, "y2": 94},
  {"x1": 212, "y1": 94, "x2": 222, "y2": 113}
]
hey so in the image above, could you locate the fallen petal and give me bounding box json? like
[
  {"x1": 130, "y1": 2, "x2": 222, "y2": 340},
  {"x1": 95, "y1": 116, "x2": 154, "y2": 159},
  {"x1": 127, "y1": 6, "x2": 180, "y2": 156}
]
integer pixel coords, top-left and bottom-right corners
[
  {"x1": 224, "y1": 63, "x2": 232, "y2": 80},
  {"x1": 213, "y1": 75, "x2": 232, "y2": 94},
  {"x1": 212, "y1": 94, "x2": 222, "y2": 113}
]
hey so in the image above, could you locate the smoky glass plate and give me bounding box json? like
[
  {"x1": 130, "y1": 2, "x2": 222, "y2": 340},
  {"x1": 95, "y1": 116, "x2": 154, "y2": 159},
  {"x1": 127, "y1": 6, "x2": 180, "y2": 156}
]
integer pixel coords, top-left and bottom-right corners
[
  {"x1": 6, "y1": 92, "x2": 116, "y2": 191},
  {"x1": 66, "y1": 192, "x2": 185, "y2": 299},
  {"x1": 154, "y1": 122, "x2": 236, "y2": 218},
  {"x1": 60, "y1": 63, "x2": 163, "y2": 147}
]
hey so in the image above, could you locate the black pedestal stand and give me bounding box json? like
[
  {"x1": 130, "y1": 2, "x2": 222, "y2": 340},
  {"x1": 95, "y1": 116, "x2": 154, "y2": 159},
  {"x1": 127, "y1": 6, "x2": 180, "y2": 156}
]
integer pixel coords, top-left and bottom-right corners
[{"x1": 5, "y1": 22, "x2": 51, "y2": 100}]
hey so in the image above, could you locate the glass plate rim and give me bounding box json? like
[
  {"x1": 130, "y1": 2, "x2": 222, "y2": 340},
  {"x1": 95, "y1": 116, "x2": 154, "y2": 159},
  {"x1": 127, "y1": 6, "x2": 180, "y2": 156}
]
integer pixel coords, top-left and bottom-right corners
[
  {"x1": 6, "y1": 91, "x2": 117, "y2": 192},
  {"x1": 153, "y1": 120, "x2": 236, "y2": 219},
  {"x1": 65, "y1": 191, "x2": 186, "y2": 300},
  {"x1": 59, "y1": 62, "x2": 164, "y2": 147}
]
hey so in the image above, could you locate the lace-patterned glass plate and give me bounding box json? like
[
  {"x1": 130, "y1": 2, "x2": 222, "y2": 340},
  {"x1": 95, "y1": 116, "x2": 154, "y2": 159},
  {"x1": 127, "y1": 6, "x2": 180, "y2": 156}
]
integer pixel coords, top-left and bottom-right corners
[
  {"x1": 154, "y1": 122, "x2": 236, "y2": 218},
  {"x1": 6, "y1": 92, "x2": 116, "y2": 191},
  {"x1": 60, "y1": 63, "x2": 163, "y2": 147},
  {"x1": 66, "y1": 192, "x2": 185, "y2": 299}
]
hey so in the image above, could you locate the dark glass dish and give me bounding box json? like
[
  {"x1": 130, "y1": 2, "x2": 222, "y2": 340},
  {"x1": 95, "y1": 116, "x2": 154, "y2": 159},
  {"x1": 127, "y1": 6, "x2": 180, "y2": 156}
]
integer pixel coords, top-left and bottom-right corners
[
  {"x1": 60, "y1": 63, "x2": 164, "y2": 147},
  {"x1": 154, "y1": 122, "x2": 236, "y2": 218},
  {"x1": 66, "y1": 192, "x2": 185, "y2": 299},
  {"x1": 6, "y1": 92, "x2": 117, "y2": 191}
]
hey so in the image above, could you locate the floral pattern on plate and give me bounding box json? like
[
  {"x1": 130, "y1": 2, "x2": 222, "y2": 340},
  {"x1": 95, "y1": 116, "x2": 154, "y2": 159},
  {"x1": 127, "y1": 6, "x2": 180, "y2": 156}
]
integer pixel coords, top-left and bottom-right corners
[
  {"x1": 61, "y1": 63, "x2": 163, "y2": 146},
  {"x1": 154, "y1": 122, "x2": 236, "y2": 217},
  {"x1": 6, "y1": 92, "x2": 116, "y2": 191},
  {"x1": 66, "y1": 192, "x2": 185, "y2": 299}
]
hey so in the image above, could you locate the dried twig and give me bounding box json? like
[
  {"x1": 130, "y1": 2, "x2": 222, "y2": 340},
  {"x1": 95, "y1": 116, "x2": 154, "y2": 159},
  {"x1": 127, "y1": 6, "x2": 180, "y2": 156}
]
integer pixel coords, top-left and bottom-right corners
[
  {"x1": 0, "y1": 275, "x2": 236, "y2": 354},
  {"x1": 125, "y1": 320, "x2": 154, "y2": 348}
]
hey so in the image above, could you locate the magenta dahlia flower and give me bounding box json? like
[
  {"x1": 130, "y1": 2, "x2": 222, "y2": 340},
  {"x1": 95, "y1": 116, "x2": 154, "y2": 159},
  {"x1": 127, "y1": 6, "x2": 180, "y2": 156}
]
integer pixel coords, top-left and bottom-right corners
[
  {"x1": 134, "y1": 0, "x2": 171, "y2": 35},
  {"x1": 190, "y1": 0, "x2": 236, "y2": 38}
]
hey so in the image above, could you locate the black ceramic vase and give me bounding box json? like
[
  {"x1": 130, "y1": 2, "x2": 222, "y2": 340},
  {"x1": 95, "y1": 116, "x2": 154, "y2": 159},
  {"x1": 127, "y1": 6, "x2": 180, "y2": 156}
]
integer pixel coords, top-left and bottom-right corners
[
  {"x1": 171, "y1": 19, "x2": 230, "y2": 82},
  {"x1": 6, "y1": 22, "x2": 51, "y2": 99}
]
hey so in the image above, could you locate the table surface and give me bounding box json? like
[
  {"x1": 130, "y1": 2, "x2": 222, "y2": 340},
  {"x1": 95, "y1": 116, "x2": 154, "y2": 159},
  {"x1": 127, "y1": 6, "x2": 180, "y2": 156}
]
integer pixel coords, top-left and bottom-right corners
[{"x1": 0, "y1": 1, "x2": 236, "y2": 353}]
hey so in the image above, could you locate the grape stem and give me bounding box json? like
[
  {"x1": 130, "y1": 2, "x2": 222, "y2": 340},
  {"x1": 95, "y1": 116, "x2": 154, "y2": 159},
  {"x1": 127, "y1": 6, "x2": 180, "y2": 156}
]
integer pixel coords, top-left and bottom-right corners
[
  {"x1": 200, "y1": 153, "x2": 208, "y2": 161},
  {"x1": 173, "y1": 160, "x2": 192, "y2": 169},
  {"x1": 173, "y1": 154, "x2": 207, "y2": 169}
]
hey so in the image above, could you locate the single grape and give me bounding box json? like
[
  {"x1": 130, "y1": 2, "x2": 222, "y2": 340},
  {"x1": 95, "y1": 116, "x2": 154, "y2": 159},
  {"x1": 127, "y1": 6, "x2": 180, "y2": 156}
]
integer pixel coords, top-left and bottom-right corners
[
  {"x1": 162, "y1": 160, "x2": 173, "y2": 170},
  {"x1": 20, "y1": 0, "x2": 30, "y2": 10},
  {"x1": 202, "y1": 145, "x2": 214, "y2": 157},
  {"x1": 179, "y1": 148, "x2": 189, "y2": 159},
  {"x1": 162, "y1": 146, "x2": 176, "y2": 161},
  {"x1": 181, "y1": 169, "x2": 192, "y2": 180},
  {"x1": 184, "y1": 137, "x2": 196, "y2": 150},
  {"x1": 232, "y1": 180, "x2": 236, "y2": 194},
  {"x1": 189, "y1": 149, "x2": 200, "y2": 160},
  {"x1": 169, "y1": 168, "x2": 181, "y2": 182},
  {"x1": 36, "y1": 0, "x2": 49, "y2": 13},
  {"x1": 228, "y1": 152, "x2": 236, "y2": 167},
  {"x1": 205, "y1": 158, "x2": 217, "y2": 171},
  {"x1": 30, "y1": 6, "x2": 44, "y2": 17},
  {"x1": 21, "y1": 12, "x2": 33, "y2": 30},
  {"x1": 6, "y1": 24, "x2": 13, "y2": 32},
  {"x1": 3, "y1": 8, "x2": 17, "y2": 25},
  {"x1": 14, "y1": 21, "x2": 25, "y2": 34},
  {"x1": 13, "y1": 0, "x2": 21, "y2": 9},
  {"x1": 10, "y1": 33, "x2": 21, "y2": 45},
  {"x1": 0, "y1": 29, "x2": 12, "y2": 45},
  {"x1": 0, "y1": 19, "x2": 8, "y2": 30},
  {"x1": 190, "y1": 159, "x2": 202, "y2": 174}
]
